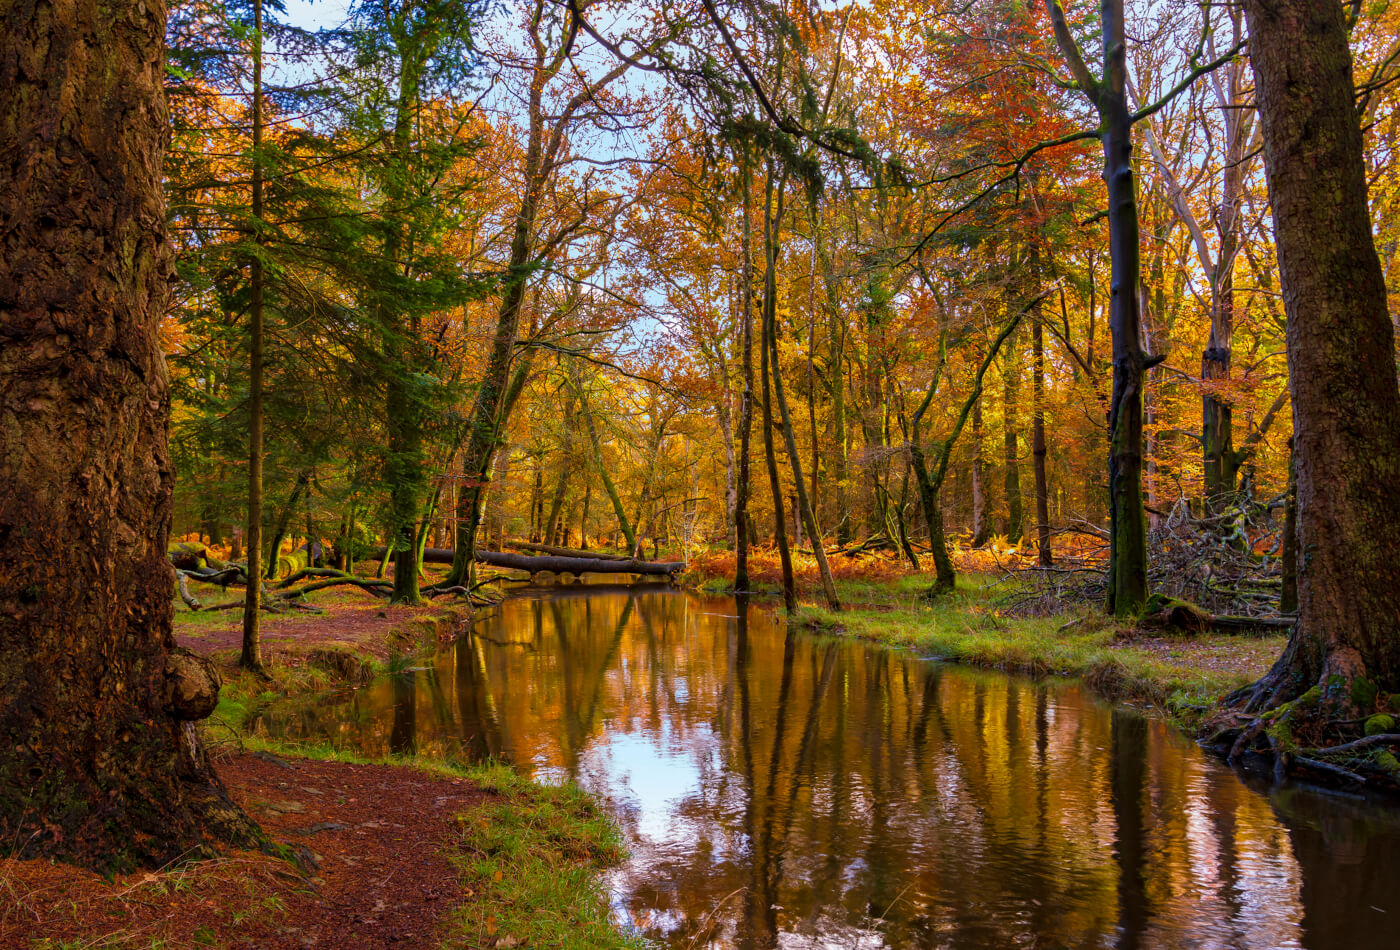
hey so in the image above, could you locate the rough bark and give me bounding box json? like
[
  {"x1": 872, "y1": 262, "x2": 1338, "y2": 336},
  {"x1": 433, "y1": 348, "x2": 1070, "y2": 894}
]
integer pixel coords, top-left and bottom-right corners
[
  {"x1": 1228, "y1": 0, "x2": 1400, "y2": 712},
  {"x1": 1280, "y1": 437, "x2": 1298, "y2": 617},
  {"x1": 0, "y1": 0, "x2": 259, "y2": 869}
]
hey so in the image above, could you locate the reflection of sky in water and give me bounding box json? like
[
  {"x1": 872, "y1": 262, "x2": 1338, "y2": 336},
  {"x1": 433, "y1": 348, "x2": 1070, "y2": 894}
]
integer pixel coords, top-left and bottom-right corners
[{"x1": 582, "y1": 725, "x2": 712, "y2": 843}]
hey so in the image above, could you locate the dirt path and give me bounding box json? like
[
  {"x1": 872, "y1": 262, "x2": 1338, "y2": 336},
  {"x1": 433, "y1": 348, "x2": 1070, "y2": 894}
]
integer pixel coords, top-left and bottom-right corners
[{"x1": 1, "y1": 753, "x2": 486, "y2": 949}]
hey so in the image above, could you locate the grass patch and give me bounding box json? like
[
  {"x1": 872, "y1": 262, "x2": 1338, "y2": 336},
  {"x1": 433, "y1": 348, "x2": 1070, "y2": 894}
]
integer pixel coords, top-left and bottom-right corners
[
  {"x1": 784, "y1": 573, "x2": 1283, "y2": 722},
  {"x1": 443, "y1": 764, "x2": 648, "y2": 950}
]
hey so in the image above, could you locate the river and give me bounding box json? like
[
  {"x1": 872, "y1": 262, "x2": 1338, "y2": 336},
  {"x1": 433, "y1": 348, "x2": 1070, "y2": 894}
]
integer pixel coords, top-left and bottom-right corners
[{"x1": 256, "y1": 586, "x2": 1400, "y2": 949}]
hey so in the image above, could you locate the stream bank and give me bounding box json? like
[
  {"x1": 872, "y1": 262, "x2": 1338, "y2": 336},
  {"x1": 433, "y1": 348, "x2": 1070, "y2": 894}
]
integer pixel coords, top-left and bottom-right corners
[
  {"x1": 0, "y1": 579, "x2": 644, "y2": 950},
  {"x1": 684, "y1": 554, "x2": 1287, "y2": 723}
]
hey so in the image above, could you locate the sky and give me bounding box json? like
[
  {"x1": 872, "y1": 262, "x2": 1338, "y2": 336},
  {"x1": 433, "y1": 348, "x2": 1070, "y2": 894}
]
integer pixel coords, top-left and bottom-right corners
[{"x1": 281, "y1": 0, "x2": 351, "y2": 31}]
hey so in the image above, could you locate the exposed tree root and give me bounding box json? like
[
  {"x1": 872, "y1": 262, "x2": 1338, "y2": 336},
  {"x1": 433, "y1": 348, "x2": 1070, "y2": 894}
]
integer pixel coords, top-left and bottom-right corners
[{"x1": 1203, "y1": 667, "x2": 1400, "y2": 793}]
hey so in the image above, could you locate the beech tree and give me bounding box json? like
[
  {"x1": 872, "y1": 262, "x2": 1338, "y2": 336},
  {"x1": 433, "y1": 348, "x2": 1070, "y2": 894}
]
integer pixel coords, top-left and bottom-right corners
[
  {"x1": 1, "y1": 0, "x2": 259, "y2": 868},
  {"x1": 1226, "y1": 0, "x2": 1400, "y2": 717}
]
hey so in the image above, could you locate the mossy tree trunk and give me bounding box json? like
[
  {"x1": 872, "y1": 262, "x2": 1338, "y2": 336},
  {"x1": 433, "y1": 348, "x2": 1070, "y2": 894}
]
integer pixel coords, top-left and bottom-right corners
[
  {"x1": 1229, "y1": 0, "x2": 1400, "y2": 713},
  {"x1": 242, "y1": 0, "x2": 267, "y2": 670},
  {"x1": 1048, "y1": 0, "x2": 1150, "y2": 616},
  {"x1": 0, "y1": 0, "x2": 260, "y2": 870}
]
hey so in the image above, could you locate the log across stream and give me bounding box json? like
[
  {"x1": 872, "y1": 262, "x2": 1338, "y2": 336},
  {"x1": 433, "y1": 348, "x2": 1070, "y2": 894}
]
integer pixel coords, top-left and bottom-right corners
[{"x1": 378, "y1": 546, "x2": 684, "y2": 578}]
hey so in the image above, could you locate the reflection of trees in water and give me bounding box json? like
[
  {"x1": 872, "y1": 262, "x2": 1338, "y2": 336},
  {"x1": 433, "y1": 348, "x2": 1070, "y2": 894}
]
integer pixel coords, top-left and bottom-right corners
[
  {"x1": 1266, "y1": 782, "x2": 1400, "y2": 949},
  {"x1": 388, "y1": 671, "x2": 416, "y2": 754},
  {"x1": 256, "y1": 590, "x2": 1397, "y2": 949},
  {"x1": 1111, "y1": 708, "x2": 1149, "y2": 950}
]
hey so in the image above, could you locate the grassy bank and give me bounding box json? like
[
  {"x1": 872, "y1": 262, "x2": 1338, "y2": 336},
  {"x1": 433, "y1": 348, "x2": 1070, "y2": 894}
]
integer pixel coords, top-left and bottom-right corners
[
  {"x1": 206, "y1": 657, "x2": 647, "y2": 949},
  {"x1": 688, "y1": 556, "x2": 1285, "y2": 722},
  {"x1": 222, "y1": 731, "x2": 649, "y2": 950}
]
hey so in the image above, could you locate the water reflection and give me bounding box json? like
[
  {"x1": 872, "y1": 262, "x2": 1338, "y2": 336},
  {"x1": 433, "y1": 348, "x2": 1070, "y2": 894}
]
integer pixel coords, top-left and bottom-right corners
[{"x1": 256, "y1": 588, "x2": 1400, "y2": 948}]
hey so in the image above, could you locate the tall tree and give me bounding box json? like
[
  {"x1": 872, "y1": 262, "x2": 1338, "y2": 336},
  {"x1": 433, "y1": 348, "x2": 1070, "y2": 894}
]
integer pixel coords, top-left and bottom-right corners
[
  {"x1": 242, "y1": 0, "x2": 268, "y2": 670},
  {"x1": 349, "y1": 0, "x2": 486, "y2": 604},
  {"x1": 1227, "y1": 0, "x2": 1400, "y2": 715},
  {"x1": 1, "y1": 0, "x2": 259, "y2": 869},
  {"x1": 1047, "y1": 0, "x2": 1152, "y2": 615},
  {"x1": 446, "y1": 0, "x2": 660, "y2": 585}
]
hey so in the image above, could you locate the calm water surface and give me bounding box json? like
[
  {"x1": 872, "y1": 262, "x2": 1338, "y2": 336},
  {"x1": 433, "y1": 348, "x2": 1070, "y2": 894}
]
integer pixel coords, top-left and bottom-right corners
[{"x1": 256, "y1": 587, "x2": 1400, "y2": 949}]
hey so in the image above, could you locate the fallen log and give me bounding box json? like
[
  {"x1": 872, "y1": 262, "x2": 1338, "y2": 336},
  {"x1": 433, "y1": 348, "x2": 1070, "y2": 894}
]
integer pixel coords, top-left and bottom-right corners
[
  {"x1": 176, "y1": 573, "x2": 202, "y2": 611},
  {"x1": 376, "y1": 546, "x2": 683, "y2": 577},
  {"x1": 503, "y1": 540, "x2": 632, "y2": 561}
]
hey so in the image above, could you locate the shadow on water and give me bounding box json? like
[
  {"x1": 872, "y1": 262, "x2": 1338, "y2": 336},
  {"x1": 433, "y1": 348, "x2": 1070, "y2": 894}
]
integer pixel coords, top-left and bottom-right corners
[{"x1": 255, "y1": 588, "x2": 1400, "y2": 949}]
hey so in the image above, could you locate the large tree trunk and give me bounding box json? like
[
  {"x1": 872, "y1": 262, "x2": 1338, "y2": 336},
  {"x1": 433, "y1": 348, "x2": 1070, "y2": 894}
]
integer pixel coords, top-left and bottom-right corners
[
  {"x1": 1100, "y1": 1, "x2": 1148, "y2": 617},
  {"x1": 0, "y1": 0, "x2": 259, "y2": 869},
  {"x1": 1230, "y1": 0, "x2": 1400, "y2": 712},
  {"x1": 1048, "y1": 0, "x2": 1149, "y2": 615}
]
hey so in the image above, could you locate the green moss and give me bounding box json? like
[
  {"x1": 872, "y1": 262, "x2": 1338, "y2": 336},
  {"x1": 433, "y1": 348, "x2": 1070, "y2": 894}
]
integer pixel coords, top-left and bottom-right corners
[
  {"x1": 1266, "y1": 717, "x2": 1295, "y2": 752},
  {"x1": 1351, "y1": 675, "x2": 1379, "y2": 710},
  {"x1": 1365, "y1": 714, "x2": 1396, "y2": 736}
]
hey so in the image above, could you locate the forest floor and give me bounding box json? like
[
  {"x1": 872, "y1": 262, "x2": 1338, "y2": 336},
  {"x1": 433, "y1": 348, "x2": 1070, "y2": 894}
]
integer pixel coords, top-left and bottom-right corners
[
  {"x1": 2, "y1": 751, "x2": 641, "y2": 950},
  {"x1": 684, "y1": 546, "x2": 1288, "y2": 720},
  {"x1": 1, "y1": 575, "x2": 643, "y2": 950},
  {"x1": 172, "y1": 570, "x2": 479, "y2": 668}
]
